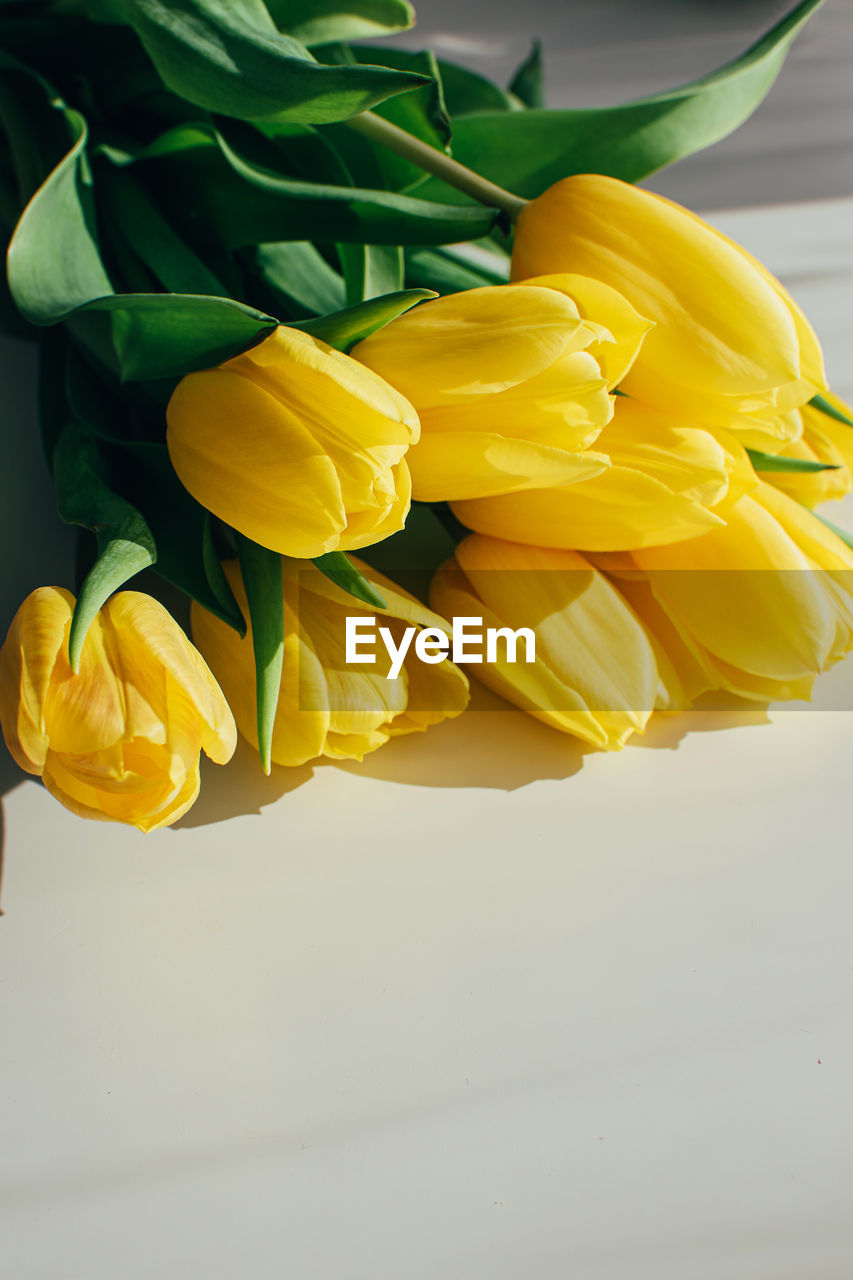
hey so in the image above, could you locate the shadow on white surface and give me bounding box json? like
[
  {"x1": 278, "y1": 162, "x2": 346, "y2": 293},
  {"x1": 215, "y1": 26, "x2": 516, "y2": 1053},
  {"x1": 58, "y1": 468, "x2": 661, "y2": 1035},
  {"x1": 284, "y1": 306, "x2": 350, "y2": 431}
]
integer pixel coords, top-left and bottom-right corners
[{"x1": 175, "y1": 679, "x2": 776, "y2": 830}]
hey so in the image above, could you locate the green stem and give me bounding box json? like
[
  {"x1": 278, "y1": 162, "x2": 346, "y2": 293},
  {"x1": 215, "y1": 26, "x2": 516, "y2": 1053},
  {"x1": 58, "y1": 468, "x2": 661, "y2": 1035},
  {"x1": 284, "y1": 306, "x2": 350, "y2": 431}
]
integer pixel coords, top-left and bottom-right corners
[{"x1": 347, "y1": 111, "x2": 528, "y2": 222}]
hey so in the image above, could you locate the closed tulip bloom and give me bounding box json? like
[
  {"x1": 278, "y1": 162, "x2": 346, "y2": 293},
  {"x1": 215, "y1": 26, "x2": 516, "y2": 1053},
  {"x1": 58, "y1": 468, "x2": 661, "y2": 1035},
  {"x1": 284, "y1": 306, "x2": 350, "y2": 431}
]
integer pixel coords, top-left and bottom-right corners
[
  {"x1": 596, "y1": 482, "x2": 853, "y2": 707},
  {"x1": 0, "y1": 588, "x2": 236, "y2": 831},
  {"x1": 452, "y1": 398, "x2": 757, "y2": 551},
  {"x1": 512, "y1": 175, "x2": 826, "y2": 451},
  {"x1": 429, "y1": 534, "x2": 659, "y2": 750},
  {"x1": 352, "y1": 275, "x2": 651, "y2": 501},
  {"x1": 191, "y1": 558, "x2": 469, "y2": 768},
  {"x1": 761, "y1": 392, "x2": 853, "y2": 507},
  {"x1": 167, "y1": 326, "x2": 419, "y2": 559}
]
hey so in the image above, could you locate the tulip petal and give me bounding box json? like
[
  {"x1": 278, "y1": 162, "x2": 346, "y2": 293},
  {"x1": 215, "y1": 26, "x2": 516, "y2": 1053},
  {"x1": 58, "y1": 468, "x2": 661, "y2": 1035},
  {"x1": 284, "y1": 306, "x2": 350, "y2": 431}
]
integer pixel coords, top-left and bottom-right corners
[
  {"x1": 453, "y1": 468, "x2": 725, "y2": 552},
  {"x1": 418, "y1": 349, "x2": 613, "y2": 455},
  {"x1": 523, "y1": 272, "x2": 653, "y2": 388},
  {"x1": 105, "y1": 592, "x2": 237, "y2": 765},
  {"x1": 353, "y1": 284, "x2": 593, "y2": 408},
  {"x1": 0, "y1": 586, "x2": 74, "y2": 773},
  {"x1": 767, "y1": 395, "x2": 853, "y2": 506},
  {"x1": 43, "y1": 742, "x2": 202, "y2": 833},
  {"x1": 340, "y1": 460, "x2": 412, "y2": 550},
  {"x1": 241, "y1": 325, "x2": 420, "y2": 442},
  {"x1": 603, "y1": 400, "x2": 733, "y2": 509},
  {"x1": 408, "y1": 432, "x2": 610, "y2": 502},
  {"x1": 432, "y1": 537, "x2": 658, "y2": 749},
  {"x1": 192, "y1": 556, "x2": 469, "y2": 768},
  {"x1": 41, "y1": 611, "x2": 127, "y2": 756},
  {"x1": 168, "y1": 366, "x2": 350, "y2": 558},
  {"x1": 632, "y1": 496, "x2": 837, "y2": 679},
  {"x1": 512, "y1": 175, "x2": 822, "y2": 435}
]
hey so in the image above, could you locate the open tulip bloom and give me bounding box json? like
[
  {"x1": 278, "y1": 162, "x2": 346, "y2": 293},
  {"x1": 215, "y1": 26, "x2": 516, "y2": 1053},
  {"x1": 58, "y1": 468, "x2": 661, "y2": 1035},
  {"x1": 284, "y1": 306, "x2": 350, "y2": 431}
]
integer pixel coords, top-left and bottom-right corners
[{"x1": 2, "y1": 0, "x2": 853, "y2": 827}]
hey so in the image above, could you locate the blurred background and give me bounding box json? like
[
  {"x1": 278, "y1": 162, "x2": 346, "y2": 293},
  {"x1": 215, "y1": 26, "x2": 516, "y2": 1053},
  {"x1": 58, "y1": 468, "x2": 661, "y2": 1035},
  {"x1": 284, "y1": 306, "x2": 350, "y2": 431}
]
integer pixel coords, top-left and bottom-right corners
[{"x1": 386, "y1": 0, "x2": 853, "y2": 208}]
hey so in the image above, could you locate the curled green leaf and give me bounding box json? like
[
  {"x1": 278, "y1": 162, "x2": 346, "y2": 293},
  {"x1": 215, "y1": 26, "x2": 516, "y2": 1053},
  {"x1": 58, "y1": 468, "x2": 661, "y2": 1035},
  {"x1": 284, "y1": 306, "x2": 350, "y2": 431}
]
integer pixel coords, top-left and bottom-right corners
[
  {"x1": 125, "y1": 0, "x2": 427, "y2": 122},
  {"x1": 313, "y1": 551, "x2": 387, "y2": 610},
  {"x1": 235, "y1": 534, "x2": 284, "y2": 775},
  {"x1": 746, "y1": 448, "x2": 840, "y2": 474},
  {"x1": 53, "y1": 423, "x2": 157, "y2": 669},
  {"x1": 810, "y1": 394, "x2": 853, "y2": 428},
  {"x1": 293, "y1": 287, "x2": 435, "y2": 350}
]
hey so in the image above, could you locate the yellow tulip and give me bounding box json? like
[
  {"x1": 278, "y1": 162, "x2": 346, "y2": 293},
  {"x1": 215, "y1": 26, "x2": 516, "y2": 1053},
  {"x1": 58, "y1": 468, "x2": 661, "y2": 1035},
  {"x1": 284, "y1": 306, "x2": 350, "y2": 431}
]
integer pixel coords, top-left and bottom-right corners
[
  {"x1": 760, "y1": 392, "x2": 853, "y2": 507},
  {"x1": 352, "y1": 275, "x2": 651, "y2": 501},
  {"x1": 595, "y1": 482, "x2": 853, "y2": 707},
  {"x1": 512, "y1": 175, "x2": 826, "y2": 451},
  {"x1": 0, "y1": 587, "x2": 237, "y2": 831},
  {"x1": 451, "y1": 397, "x2": 757, "y2": 551},
  {"x1": 167, "y1": 325, "x2": 419, "y2": 559},
  {"x1": 429, "y1": 534, "x2": 659, "y2": 750},
  {"x1": 190, "y1": 557, "x2": 469, "y2": 767}
]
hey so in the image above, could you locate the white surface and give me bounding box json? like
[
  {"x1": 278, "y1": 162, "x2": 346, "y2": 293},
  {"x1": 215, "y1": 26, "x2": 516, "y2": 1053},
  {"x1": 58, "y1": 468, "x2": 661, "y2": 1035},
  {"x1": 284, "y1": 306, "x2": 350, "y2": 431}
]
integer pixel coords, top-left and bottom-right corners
[{"x1": 3, "y1": 200, "x2": 853, "y2": 1278}]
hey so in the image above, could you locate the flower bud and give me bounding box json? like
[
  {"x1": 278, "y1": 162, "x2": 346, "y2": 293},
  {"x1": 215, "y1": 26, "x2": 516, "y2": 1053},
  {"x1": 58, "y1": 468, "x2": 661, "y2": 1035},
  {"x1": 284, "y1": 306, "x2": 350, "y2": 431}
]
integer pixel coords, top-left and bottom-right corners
[
  {"x1": 0, "y1": 588, "x2": 236, "y2": 830},
  {"x1": 512, "y1": 175, "x2": 826, "y2": 451},
  {"x1": 353, "y1": 276, "x2": 651, "y2": 502},
  {"x1": 167, "y1": 326, "x2": 420, "y2": 559},
  {"x1": 429, "y1": 534, "x2": 659, "y2": 750},
  {"x1": 190, "y1": 558, "x2": 470, "y2": 767}
]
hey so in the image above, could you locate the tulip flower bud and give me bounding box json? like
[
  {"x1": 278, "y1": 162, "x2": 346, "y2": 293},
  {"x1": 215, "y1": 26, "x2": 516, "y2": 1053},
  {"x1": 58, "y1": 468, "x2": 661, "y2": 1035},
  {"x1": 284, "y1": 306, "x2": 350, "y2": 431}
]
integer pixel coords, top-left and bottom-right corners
[
  {"x1": 166, "y1": 326, "x2": 420, "y2": 559},
  {"x1": 597, "y1": 482, "x2": 853, "y2": 707},
  {"x1": 429, "y1": 534, "x2": 659, "y2": 750},
  {"x1": 190, "y1": 558, "x2": 470, "y2": 768},
  {"x1": 451, "y1": 398, "x2": 757, "y2": 552},
  {"x1": 761, "y1": 392, "x2": 853, "y2": 508},
  {"x1": 512, "y1": 175, "x2": 827, "y2": 451},
  {"x1": 0, "y1": 588, "x2": 237, "y2": 831},
  {"x1": 352, "y1": 276, "x2": 651, "y2": 502}
]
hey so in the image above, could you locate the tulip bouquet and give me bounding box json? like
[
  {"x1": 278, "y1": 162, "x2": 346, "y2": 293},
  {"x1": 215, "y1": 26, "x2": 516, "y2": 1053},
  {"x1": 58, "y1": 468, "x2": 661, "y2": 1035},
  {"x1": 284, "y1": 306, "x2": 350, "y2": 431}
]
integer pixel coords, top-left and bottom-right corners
[{"x1": 2, "y1": 0, "x2": 852, "y2": 830}]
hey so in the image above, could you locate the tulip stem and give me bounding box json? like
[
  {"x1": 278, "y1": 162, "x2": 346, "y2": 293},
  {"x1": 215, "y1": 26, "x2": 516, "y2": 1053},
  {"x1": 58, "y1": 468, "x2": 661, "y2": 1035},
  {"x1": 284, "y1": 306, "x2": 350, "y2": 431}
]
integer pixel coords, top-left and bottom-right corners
[{"x1": 346, "y1": 112, "x2": 528, "y2": 222}]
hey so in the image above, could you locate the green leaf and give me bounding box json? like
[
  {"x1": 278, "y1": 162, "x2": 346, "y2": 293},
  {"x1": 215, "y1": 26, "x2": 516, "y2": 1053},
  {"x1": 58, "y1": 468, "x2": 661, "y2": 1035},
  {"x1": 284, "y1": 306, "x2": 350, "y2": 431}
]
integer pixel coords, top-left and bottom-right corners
[
  {"x1": 293, "y1": 286, "x2": 434, "y2": 350},
  {"x1": 325, "y1": 47, "x2": 451, "y2": 190},
  {"x1": 810, "y1": 393, "x2": 853, "y2": 428},
  {"x1": 266, "y1": 0, "x2": 414, "y2": 45},
  {"x1": 247, "y1": 241, "x2": 347, "y2": 315},
  {"x1": 418, "y1": 0, "x2": 825, "y2": 200},
  {"x1": 508, "y1": 40, "x2": 544, "y2": 109},
  {"x1": 0, "y1": 51, "x2": 75, "y2": 205},
  {"x1": 62, "y1": 351, "x2": 247, "y2": 631},
  {"x1": 337, "y1": 242, "x2": 403, "y2": 304},
  {"x1": 357, "y1": 502, "x2": 458, "y2": 601},
  {"x1": 235, "y1": 534, "x2": 284, "y2": 774},
  {"x1": 117, "y1": 444, "x2": 247, "y2": 633},
  {"x1": 109, "y1": 121, "x2": 498, "y2": 246},
  {"x1": 312, "y1": 551, "x2": 387, "y2": 609},
  {"x1": 7, "y1": 109, "x2": 114, "y2": 325},
  {"x1": 436, "y1": 59, "x2": 515, "y2": 117},
  {"x1": 76, "y1": 293, "x2": 277, "y2": 381},
  {"x1": 746, "y1": 448, "x2": 840, "y2": 474},
  {"x1": 101, "y1": 168, "x2": 229, "y2": 296},
  {"x1": 125, "y1": 0, "x2": 427, "y2": 123},
  {"x1": 814, "y1": 513, "x2": 853, "y2": 554},
  {"x1": 71, "y1": 526, "x2": 157, "y2": 672},
  {"x1": 53, "y1": 422, "x2": 157, "y2": 669},
  {"x1": 207, "y1": 122, "x2": 498, "y2": 244},
  {"x1": 406, "y1": 244, "x2": 509, "y2": 294}
]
